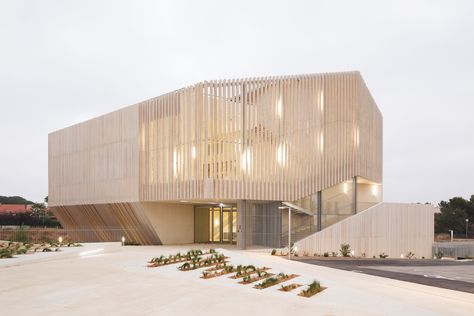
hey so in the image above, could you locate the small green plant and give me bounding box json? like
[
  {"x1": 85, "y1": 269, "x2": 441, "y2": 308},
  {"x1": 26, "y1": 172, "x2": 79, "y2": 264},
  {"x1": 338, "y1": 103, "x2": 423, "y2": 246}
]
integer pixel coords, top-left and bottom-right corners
[
  {"x1": 406, "y1": 251, "x2": 415, "y2": 259},
  {"x1": 209, "y1": 248, "x2": 216, "y2": 253},
  {"x1": 323, "y1": 252, "x2": 329, "y2": 257},
  {"x1": 271, "y1": 249, "x2": 276, "y2": 255},
  {"x1": 16, "y1": 248, "x2": 28, "y2": 255},
  {"x1": 339, "y1": 243, "x2": 351, "y2": 257},
  {"x1": 435, "y1": 251, "x2": 443, "y2": 259},
  {"x1": 0, "y1": 248, "x2": 14, "y2": 258},
  {"x1": 379, "y1": 252, "x2": 388, "y2": 259},
  {"x1": 299, "y1": 280, "x2": 323, "y2": 297},
  {"x1": 255, "y1": 277, "x2": 278, "y2": 288},
  {"x1": 280, "y1": 283, "x2": 300, "y2": 292},
  {"x1": 179, "y1": 262, "x2": 191, "y2": 270},
  {"x1": 42, "y1": 248, "x2": 52, "y2": 252}
]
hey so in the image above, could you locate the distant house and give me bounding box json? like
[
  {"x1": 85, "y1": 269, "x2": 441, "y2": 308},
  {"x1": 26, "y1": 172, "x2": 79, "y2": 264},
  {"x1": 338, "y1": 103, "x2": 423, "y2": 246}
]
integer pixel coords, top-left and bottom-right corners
[{"x1": 0, "y1": 204, "x2": 32, "y2": 214}]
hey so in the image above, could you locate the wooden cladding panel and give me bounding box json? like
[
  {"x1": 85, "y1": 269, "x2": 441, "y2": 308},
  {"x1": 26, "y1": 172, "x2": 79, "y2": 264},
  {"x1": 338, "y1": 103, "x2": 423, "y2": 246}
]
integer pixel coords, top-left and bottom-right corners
[
  {"x1": 49, "y1": 105, "x2": 140, "y2": 206},
  {"x1": 49, "y1": 71, "x2": 382, "y2": 206},
  {"x1": 51, "y1": 203, "x2": 161, "y2": 245},
  {"x1": 139, "y1": 71, "x2": 382, "y2": 202}
]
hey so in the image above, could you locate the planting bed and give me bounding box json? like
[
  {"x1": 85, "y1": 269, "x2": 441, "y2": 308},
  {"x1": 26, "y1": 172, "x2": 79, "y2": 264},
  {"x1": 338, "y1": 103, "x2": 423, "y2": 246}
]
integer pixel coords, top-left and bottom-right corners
[{"x1": 254, "y1": 273, "x2": 299, "y2": 289}]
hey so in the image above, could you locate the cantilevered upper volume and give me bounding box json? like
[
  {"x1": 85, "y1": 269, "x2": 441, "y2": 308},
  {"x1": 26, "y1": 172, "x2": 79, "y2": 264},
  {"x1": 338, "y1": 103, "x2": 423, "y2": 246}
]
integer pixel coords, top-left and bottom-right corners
[
  {"x1": 49, "y1": 71, "x2": 382, "y2": 206},
  {"x1": 48, "y1": 71, "x2": 390, "y2": 247}
]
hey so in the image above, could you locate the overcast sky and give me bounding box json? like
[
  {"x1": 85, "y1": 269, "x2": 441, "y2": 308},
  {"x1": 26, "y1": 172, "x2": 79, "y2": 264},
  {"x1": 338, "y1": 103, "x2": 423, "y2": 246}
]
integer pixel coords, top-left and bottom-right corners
[{"x1": 1, "y1": 0, "x2": 473, "y2": 204}]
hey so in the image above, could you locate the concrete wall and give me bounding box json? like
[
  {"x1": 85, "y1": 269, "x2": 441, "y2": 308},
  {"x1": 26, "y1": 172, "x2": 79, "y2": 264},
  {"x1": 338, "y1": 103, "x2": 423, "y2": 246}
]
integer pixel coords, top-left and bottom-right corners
[
  {"x1": 296, "y1": 203, "x2": 435, "y2": 258},
  {"x1": 139, "y1": 203, "x2": 194, "y2": 244}
]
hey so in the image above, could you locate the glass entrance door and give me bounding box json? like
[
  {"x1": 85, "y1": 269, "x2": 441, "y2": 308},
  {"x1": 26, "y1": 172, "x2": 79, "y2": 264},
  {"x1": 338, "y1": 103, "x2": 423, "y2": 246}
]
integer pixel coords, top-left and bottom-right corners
[
  {"x1": 222, "y1": 207, "x2": 237, "y2": 243},
  {"x1": 194, "y1": 205, "x2": 237, "y2": 244}
]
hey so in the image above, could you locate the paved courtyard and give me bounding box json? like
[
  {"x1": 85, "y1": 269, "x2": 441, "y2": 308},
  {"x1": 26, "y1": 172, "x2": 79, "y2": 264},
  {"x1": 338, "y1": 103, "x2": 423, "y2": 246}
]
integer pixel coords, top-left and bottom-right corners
[
  {"x1": 298, "y1": 258, "x2": 474, "y2": 294},
  {"x1": 0, "y1": 243, "x2": 473, "y2": 315}
]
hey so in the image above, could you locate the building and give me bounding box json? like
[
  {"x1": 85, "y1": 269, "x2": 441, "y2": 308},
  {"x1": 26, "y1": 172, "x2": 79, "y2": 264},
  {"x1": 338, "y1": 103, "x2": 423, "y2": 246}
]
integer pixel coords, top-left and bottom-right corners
[
  {"x1": 0, "y1": 204, "x2": 32, "y2": 214},
  {"x1": 48, "y1": 71, "x2": 434, "y2": 257}
]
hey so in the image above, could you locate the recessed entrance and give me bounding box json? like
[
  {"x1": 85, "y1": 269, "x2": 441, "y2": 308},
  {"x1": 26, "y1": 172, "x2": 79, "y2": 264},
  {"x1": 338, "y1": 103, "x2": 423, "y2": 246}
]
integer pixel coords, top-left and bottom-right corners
[{"x1": 194, "y1": 205, "x2": 237, "y2": 243}]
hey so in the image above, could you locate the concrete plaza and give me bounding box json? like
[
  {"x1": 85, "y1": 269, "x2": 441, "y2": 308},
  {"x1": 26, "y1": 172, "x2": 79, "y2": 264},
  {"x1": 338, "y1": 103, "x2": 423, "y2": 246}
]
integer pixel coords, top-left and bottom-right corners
[{"x1": 0, "y1": 243, "x2": 473, "y2": 315}]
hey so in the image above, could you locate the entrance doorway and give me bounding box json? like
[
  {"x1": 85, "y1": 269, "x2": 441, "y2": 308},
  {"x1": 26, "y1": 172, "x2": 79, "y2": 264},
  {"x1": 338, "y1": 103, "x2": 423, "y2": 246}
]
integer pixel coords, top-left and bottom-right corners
[{"x1": 194, "y1": 205, "x2": 237, "y2": 243}]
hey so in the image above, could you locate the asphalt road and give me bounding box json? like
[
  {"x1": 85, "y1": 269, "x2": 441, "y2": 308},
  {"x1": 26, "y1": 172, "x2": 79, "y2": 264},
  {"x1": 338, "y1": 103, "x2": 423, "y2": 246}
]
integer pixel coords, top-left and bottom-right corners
[{"x1": 297, "y1": 258, "x2": 474, "y2": 294}]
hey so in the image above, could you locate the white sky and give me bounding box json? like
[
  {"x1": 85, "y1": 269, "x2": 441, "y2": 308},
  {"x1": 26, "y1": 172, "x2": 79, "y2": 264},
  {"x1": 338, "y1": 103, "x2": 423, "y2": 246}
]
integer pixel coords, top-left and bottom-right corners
[{"x1": 1, "y1": 0, "x2": 473, "y2": 204}]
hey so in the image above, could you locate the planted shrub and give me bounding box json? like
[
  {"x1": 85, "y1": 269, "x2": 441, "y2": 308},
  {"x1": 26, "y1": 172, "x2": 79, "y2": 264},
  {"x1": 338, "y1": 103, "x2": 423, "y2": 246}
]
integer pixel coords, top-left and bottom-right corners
[
  {"x1": 323, "y1": 252, "x2": 329, "y2": 257},
  {"x1": 0, "y1": 248, "x2": 14, "y2": 258},
  {"x1": 16, "y1": 248, "x2": 27, "y2": 255},
  {"x1": 255, "y1": 277, "x2": 278, "y2": 289},
  {"x1": 299, "y1": 280, "x2": 324, "y2": 298},
  {"x1": 379, "y1": 252, "x2": 388, "y2": 259},
  {"x1": 339, "y1": 243, "x2": 351, "y2": 257},
  {"x1": 271, "y1": 249, "x2": 277, "y2": 256},
  {"x1": 435, "y1": 251, "x2": 443, "y2": 259},
  {"x1": 280, "y1": 283, "x2": 301, "y2": 292},
  {"x1": 406, "y1": 251, "x2": 415, "y2": 259},
  {"x1": 253, "y1": 272, "x2": 297, "y2": 289}
]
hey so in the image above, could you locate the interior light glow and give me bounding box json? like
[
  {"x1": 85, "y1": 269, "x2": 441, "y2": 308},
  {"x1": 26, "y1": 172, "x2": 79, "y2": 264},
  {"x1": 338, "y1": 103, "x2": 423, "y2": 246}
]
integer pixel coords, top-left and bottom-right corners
[
  {"x1": 343, "y1": 182, "x2": 348, "y2": 194},
  {"x1": 277, "y1": 144, "x2": 286, "y2": 166},
  {"x1": 277, "y1": 97, "x2": 283, "y2": 117},
  {"x1": 173, "y1": 149, "x2": 180, "y2": 178},
  {"x1": 372, "y1": 184, "x2": 378, "y2": 196},
  {"x1": 241, "y1": 149, "x2": 251, "y2": 172},
  {"x1": 191, "y1": 146, "x2": 196, "y2": 159},
  {"x1": 320, "y1": 90, "x2": 324, "y2": 112},
  {"x1": 320, "y1": 133, "x2": 324, "y2": 153}
]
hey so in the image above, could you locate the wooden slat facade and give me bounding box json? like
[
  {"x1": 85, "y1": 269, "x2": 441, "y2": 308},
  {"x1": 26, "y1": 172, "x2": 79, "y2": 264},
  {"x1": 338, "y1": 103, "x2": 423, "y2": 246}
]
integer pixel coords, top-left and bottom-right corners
[
  {"x1": 48, "y1": 71, "x2": 383, "y2": 245},
  {"x1": 137, "y1": 71, "x2": 382, "y2": 203}
]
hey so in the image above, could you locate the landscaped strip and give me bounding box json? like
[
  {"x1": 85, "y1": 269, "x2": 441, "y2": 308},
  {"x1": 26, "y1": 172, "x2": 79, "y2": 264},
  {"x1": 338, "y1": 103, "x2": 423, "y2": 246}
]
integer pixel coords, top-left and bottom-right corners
[
  {"x1": 229, "y1": 265, "x2": 270, "y2": 279},
  {"x1": 279, "y1": 283, "x2": 302, "y2": 292},
  {"x1": 1, "y1": 240, "x2": 82, "y2": 259},
  {"x1": 253, "y1": 273, "x2": 299, "y2": 289},
  {"x1": 298, "y1": 280, "x2": 326, "y2": 298},
  {"x1": 239, "y1": 271, "x2": 274, "y2": 284},
  {"x1": 201, "y1": 265, "x2": 236, "y2": 279}
]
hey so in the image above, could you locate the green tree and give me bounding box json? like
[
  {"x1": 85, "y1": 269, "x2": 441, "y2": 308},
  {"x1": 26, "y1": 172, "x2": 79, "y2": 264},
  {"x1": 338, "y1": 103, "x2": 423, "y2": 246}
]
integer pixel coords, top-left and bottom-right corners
[
  {"x1": 435, "y1": 195, "x2": 474, "y2": 237},
  {"x1": 0, "y1": 196, "x2": 33, "y2": 204}
]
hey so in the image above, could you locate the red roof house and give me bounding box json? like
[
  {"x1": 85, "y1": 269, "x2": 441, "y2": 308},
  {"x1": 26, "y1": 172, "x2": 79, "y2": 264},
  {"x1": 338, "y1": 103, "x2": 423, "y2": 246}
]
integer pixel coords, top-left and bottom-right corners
[{"x1": 0, "y1": 204, "x2": 32, "y2": 214}]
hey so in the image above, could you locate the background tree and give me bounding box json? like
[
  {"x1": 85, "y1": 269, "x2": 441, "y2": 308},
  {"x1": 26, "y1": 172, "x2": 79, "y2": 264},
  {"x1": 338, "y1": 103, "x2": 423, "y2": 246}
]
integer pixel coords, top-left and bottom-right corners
[
  {"x1": 0, "y1": 195, "x2": 33, "y2": 204},
  {"x1": 435, "y1": 195, "x2": 474, "y2": 237}
]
